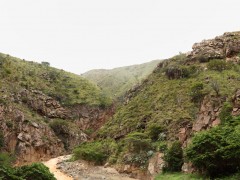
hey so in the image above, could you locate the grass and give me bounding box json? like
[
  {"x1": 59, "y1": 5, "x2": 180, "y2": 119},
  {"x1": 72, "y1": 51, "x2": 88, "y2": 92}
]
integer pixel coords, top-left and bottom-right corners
[
  {"x1": 155, "y1": 173, "x2": 206, "y2": 180},
  {"x1": 0, "y1": 53, "x2": 110, "y2": 107},
  {"x1": 99, "y1": 56, "x2": 240, "y2": 139},
  {"x1": 82, "y1": 60, "x2": 161, "y2": 99}
]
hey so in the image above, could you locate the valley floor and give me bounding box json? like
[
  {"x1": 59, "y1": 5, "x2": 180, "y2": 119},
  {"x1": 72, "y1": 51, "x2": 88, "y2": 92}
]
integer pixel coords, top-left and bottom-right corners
[
  {"x1": 44, "y1": 155, "x2": 137, "y2": 180},
  {"x1": 43, "y1": 155, "x2": 73, "y2": 180}
]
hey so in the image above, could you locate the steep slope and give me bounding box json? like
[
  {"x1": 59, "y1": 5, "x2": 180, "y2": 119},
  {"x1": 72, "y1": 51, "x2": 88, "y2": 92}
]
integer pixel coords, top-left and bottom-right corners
[
  {"x1": 100, "y1": 31, "x2": 240, "y2": 139},
  {"x1": 82, "y1": 60, "x2": 161, "y2": 99},
  {"x1": 74, "y1": 32, "x2": 240, "y2": 179},
  {"x1": 0, "y1": 53, "x2": 112, "y2": 165}
]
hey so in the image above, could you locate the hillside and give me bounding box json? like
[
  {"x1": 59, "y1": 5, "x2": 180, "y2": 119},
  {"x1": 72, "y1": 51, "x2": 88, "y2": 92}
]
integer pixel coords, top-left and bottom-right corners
[
  {"x1": 82, "y1": 60, "x2": 161, "y2": 99},
  {"x1": 74, "y1": 32, "x2": 240, "y2": 179},
  {"x1": 0, "y1": 53, "x2": 112, "y2": 165}
]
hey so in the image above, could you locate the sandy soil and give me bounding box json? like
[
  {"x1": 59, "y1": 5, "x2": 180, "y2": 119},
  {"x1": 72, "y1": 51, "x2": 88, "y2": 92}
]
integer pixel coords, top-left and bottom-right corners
[{"x1": 43, "y1": 155, "x2": 73, "y2": 180}]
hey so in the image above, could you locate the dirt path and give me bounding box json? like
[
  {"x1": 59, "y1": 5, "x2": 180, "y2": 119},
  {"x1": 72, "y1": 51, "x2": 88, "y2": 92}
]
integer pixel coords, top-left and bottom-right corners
[{"x1": 43, "y1": 155, "x2": 73, "y2": 180}]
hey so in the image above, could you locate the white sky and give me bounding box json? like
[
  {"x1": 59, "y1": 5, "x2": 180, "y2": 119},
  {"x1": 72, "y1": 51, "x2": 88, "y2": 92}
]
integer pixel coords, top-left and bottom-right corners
[{"x1": 0, "y1": 0, "x2": 239, "y2": 74}]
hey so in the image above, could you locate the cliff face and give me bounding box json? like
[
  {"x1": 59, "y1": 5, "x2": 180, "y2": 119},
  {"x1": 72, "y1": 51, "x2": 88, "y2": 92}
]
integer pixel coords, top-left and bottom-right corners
[
  {"x1": 0, "y1": 104, "x2": 64, "y2": 165},
  {"x1": 0, "y1": 54, "x2": 113, "y2": 165}
]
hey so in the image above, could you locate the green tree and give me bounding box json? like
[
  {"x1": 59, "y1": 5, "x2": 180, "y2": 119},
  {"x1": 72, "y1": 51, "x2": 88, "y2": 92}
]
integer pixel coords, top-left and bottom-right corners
[
  {"x1": 124, "y1": 132, "x2": 152, "y2": 153},
  {"x1": 186, "y1": 123, "x2": 240, "y2": 177},
  {"x1": 190, "y1": 82, "x2": 205, "y2": 103},
  {"x1": 164, "y1": 141, "x2": 183, "y2": 172}
]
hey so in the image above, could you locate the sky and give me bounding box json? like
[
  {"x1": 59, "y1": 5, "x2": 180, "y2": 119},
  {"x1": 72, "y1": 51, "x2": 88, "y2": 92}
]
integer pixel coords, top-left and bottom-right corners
[{"x1": 0, "y1": 0, "x2": 239, "y2": 74}]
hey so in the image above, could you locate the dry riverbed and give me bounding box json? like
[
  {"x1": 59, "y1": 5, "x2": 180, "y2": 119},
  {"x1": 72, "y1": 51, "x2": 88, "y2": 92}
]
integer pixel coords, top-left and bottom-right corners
[{"x1": 44, "y1": 155, "x2": 138, "y2": 180}]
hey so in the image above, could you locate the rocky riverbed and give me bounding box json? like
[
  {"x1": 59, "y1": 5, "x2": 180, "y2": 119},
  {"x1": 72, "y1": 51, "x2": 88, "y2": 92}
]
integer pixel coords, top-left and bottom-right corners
[{"x1": 45, "y1": 155, "x2": 138, "y2": 180}]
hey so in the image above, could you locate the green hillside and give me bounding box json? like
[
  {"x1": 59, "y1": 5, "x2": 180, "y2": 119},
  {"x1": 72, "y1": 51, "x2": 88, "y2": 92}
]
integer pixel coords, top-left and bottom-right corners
[
  {"x1": 99, "y1": 53, "x2": 240, "y2": 138},
  {"x1": 74, "y1": 32, "x2": 240, "y2": 179},
  {"x1": 82, "y1": 60, "x2": 161, "y2": 99},
  {"x1": 0, "y1": 53, "x2": 110, "y2": 106}
]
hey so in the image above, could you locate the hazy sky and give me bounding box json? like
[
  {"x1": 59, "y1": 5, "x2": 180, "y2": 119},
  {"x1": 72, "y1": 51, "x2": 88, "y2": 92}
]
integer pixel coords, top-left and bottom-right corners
[{"x1": 0, "y1": 0, "x2": 239, "y2": 74}]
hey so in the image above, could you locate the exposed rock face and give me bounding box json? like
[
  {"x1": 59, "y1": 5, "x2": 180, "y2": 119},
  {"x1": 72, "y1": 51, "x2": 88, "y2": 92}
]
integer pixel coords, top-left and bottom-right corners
[
  {"x1": 192, "y1": 96, "x2": 222, "y2": 132},
  {"x1": 19, "y1": 89, "x2": 68, "y2": 119},
  {"x1": 232, "y1": 89, "x2": 240, "y2": 116},
  {"x1": 0, "y1": 88, "x2": 113, "y2": 165},
  {"x1": 0, "y1": 105, "x2": 64, "y2": 165},
  {"x1": 70, "y1": 104, "x2": 115, "y2": 133},
  {"x1": 147, "y1": 153, "x2": 164, "y2": 179},
  {"x1": 188, "y1": 31, "x2": 240, "y2": 61}
]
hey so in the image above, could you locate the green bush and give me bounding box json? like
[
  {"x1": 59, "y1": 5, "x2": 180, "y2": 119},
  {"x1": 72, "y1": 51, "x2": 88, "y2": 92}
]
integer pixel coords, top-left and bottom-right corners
[
  {"x1": 124, "y1": 132, "x2": 152, "y2": 153},
  {"x1": 186, "y1": 123, "x2": 240, "y2": 177},
  {"x1": 207, "y1": 59, "x2": 232, "y2": 72},
  {"x1": 196, "y1": 54, "x2": 209, "y2": 63},
  {"x1": 163, "y1": 141, "x2": 183, "y2": 172},
  {"x1": 73, "y1": 140, "x2": 117, "y2": 165},
  {"x1": 146, "y1": 124, "x2": 165, "y2": 141},
  {"x1": 219, "y1": 102, "x2": 233, "y2": 124},
  {"x1": 0, "y1": 153, "x2": 14, "y2": 167},
  {"x1": 189, "y1": 83, "x2": 205, "y2": 103},
  {"x1": 0, "y1": 163, "x2": 55, "y2": 180},
  {"x1": 0, "y1": 132, "x2": 4, "y2": 149},
  {"x1": 0, "y1": 166, "x2": 22, "y2": 180},
  {"x1": 15, "y1": 163, "x2": 56, "y2": 180},
  {"x1": 122, "y1": 152, "x2": 149, "y2": 169},
  {"x1": 49, "y1": 119, "x2": 69, "y2": 135}
]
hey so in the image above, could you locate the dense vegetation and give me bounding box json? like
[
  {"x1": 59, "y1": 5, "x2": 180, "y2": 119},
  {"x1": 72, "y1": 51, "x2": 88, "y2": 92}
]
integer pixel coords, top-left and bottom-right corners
[
  {"x1": 82, "y1": 60, "x2": 161, "y2": 99},
  {"x1": 186, "y1": 117, "x2": 240, "y2": 178},
  {"x1": 0, "y1": 53, "x2": 110, "y2": 106},
  {"x1": 0, "y1": 153, "x2": 55, "y2": 180}
]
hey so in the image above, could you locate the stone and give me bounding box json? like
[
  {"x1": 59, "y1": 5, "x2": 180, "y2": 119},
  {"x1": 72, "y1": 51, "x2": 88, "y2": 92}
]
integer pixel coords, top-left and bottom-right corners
[
  {"x1": 147, "y1": 153, "x2": 165, "y2": 177},
  {"x1": 31, "y1": 122, "x2": 39, "y2": 128},
  {"x1": 182, "y1": 162, "x2": 195, "y2": 173},
  {"x1": 188, "y1": 32, "x2": 240, "y2": 61}
]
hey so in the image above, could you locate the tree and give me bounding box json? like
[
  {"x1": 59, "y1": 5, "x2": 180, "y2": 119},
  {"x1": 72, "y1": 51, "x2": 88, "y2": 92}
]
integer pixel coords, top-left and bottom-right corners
[
  {"x1": 190, "y1": 82, "x2": 205, "y2": 103},
  {"x1": 186, "y1": 123, "x2": 240, "y2": 177},
  {"x1": 124, "y1": 132, "x2": 152, "y2": 153},
  {"x1": 41, "y1": 61, "x2": 50, "y2": 67},
  {"x1": 163, "y1": 141, "x2": 183, "y2": 172}
]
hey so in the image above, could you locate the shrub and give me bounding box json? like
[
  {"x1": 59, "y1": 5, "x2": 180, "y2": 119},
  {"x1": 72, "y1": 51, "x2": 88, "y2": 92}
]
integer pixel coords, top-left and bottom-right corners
[
  {"x1": 163, "y1": 141, "x2": 183, "y2": 172},
  {"x1": 124, "y1": 132, "x2": 152, "y2": 153},
  {"x1": 0, "y1": 153, "x2": 14, "y2": 167},
  {"x1": 15, "y1": 163, "x2": 56, "y2": 180},
  {"x1": 197, "y1": 54, "x2": 209, "y2": 63},
  {"x1": 207, "y1": 59, "x2": 232, "y2": 72},
  {"x1": 41, "y1": 61, "x2": 50, "y2": 67},
  {"x1": 210, "y1": 80, "x2": 220, "y2": 96},
  {"x1": 0, "y1": 132, "x2": 4, "y2": 149},
  {"x1": 73, "y1": 140, "x2": 117, "y2": 165},
  {"x1": 49, "y1": 119, "x2": 69, "y2": 135},
  {"x1": 190, "y1": 83, "x2": 205, "y2": 103},
  {"x1": 49, "y1": 119, "x2": 70, "y2": 149},
  {"x1": 0, "y1": 166, "x2": 22, "y2": 180},
  {"x1": 122, "y1": 152, "x2": 149, "y2": 169},
  {"x1": 146, "y1": 124, "x2": 165, "y2": 141},
  {"x1": 219, "y1": 102, "x2": 233, "y2": 124},
  {"x1": 186, "y1": 123, "x2": 240, "y2": 177}
]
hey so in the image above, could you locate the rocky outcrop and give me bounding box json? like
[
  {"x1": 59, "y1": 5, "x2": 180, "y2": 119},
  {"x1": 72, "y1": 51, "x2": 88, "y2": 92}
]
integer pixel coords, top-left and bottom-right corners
[
  {"x1": 188, "y1": 31, "x2": 240, "y2": 62},
  {"x1": 192, "y1": 96, "x2": 222, "y2": 133},
  {"x1": 18, "y1": 89, "x2": 68, "y2": 119},
  {"x1": 70, "y1": 104, "x2": 115, "y2": 133},
  {"x1": 0, "y1": 105, "x2": 64, "y2": 165},
  {"x1": 147, "y1": 153, "x2": 164, "y2": 179}
]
